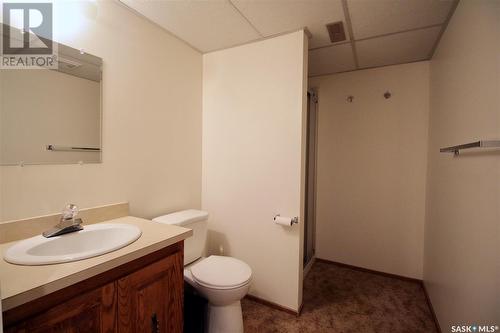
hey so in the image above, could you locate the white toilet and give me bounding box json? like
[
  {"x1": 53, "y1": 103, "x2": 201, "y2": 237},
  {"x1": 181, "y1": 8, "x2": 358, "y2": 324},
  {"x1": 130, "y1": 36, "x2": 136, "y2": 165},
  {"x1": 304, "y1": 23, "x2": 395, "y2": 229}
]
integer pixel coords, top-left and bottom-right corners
[{"x1": 153, "y1": 210, "x2": 252, "y2": 333}]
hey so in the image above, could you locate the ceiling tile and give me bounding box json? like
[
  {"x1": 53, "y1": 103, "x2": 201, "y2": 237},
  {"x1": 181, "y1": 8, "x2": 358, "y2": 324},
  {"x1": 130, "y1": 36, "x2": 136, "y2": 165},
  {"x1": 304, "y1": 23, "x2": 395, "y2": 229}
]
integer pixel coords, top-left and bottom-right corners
[
  {"x1": 356, "y1": 26, "x2": 441, "y2": 68},
  {"x1": 308, "y1": 43, "x2": 356, "y2": 76},
  {"x1": 348, "y1": 0, "x2": 454, "y2": 39},
  {"x1": 232, "y1": 0, "x2": 347, "y2": 49},
  {"x1": 120, "y1": 0, "x2": 261, "y2": 52}
]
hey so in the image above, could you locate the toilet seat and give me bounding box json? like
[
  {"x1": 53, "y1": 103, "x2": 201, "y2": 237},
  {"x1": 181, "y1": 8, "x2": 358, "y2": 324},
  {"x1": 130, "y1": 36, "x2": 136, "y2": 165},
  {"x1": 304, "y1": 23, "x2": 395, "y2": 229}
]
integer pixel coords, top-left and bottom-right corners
[{"x1": 190, "y1": 255, "x2": 252, "y2": 290}]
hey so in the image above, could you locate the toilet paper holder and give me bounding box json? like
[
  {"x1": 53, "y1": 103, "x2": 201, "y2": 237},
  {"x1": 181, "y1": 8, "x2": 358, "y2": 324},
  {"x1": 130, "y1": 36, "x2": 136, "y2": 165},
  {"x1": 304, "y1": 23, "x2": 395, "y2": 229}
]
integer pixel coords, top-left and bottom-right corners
[{"x1": 273, "y1": 214, "x2": 299, "y2": 225}]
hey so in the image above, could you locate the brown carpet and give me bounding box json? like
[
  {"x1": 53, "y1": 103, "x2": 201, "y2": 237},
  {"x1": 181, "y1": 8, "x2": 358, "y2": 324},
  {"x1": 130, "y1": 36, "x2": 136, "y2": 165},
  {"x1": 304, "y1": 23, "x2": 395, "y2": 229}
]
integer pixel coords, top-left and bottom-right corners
[{"x1": 242, "y1": 260, "x2": 437, "y2": 333}]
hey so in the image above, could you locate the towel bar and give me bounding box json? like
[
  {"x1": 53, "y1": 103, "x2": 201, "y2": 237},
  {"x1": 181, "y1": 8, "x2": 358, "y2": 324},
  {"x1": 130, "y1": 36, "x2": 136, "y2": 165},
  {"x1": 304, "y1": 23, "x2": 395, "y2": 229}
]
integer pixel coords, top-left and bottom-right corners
[{"x1": 440, "y1": 140, "x2": 500, "y2": 155}]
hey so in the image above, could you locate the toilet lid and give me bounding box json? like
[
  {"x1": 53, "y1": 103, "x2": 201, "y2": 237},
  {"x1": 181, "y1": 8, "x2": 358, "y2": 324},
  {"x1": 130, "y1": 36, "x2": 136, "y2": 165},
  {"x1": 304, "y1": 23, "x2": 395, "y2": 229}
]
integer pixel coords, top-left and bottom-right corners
[{"x1": 190, "y1": 255, "x2": 252, "y2": 289}]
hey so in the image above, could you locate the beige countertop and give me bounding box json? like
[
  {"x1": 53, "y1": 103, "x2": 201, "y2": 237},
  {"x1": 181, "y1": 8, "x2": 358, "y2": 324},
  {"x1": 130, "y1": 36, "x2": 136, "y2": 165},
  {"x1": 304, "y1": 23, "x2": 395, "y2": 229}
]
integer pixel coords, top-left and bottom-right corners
[{"x1": 0, "y1": 216, "x2": 192, "y2": 311}]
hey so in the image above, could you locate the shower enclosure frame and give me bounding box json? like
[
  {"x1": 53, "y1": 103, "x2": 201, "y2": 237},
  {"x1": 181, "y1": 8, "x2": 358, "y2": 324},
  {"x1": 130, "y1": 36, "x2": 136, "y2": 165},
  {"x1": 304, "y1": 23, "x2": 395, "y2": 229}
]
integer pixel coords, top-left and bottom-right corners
[{"x1": 304, "y1": 89, "x2": 318, "y2": 268}]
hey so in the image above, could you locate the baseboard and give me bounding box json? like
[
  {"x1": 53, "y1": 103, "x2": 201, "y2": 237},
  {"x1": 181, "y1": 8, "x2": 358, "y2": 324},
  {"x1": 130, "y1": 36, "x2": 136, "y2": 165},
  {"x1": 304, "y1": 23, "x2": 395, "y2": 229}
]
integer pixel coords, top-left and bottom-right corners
[
  {"x1": 422, "y1": 282, "x2": 442, "y2": 333},
  {"x1": 244, "y1": 294, "x2": 301, "y2": 316},
  {"x1": 297, "y1": 299, "x2": 304, "y2": 316},
  {"x1": 315, "y1": 258, "x2": 422, "y2": 283},
  {"x1": 316, "y1": 258, "x2": 441, "y2": 332}
]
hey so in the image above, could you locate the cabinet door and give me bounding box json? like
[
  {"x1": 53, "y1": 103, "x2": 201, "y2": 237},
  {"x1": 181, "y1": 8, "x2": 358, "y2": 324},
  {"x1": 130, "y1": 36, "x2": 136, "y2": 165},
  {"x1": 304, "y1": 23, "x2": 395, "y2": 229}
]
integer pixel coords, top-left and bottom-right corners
[
  {"x1": 5, "y1": 282, "x2": 116, "y2": 333},
  {"x1": 117, "y1": 251, "x2": 183, "y2": 333}
]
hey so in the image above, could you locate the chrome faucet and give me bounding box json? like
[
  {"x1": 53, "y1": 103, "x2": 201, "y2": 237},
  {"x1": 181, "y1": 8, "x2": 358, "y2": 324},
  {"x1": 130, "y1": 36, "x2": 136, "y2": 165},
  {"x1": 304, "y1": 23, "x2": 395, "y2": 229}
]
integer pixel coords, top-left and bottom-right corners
[{"x1": 43, "y1": 204, "x2": 84, "y2": 238}]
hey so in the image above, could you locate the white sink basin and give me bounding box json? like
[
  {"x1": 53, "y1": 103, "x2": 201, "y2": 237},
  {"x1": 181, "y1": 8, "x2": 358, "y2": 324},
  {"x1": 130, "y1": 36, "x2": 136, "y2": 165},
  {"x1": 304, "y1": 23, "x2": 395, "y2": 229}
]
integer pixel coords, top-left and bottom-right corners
[{"x1": 3, "y1": 223, "x2": 142, "y2": 265}]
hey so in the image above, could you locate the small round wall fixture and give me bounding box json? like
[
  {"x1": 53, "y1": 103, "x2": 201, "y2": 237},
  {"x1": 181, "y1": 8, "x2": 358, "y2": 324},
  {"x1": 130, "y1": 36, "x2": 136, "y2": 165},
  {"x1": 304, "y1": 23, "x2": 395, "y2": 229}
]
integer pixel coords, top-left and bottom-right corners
[
  {"x1": 346, "y1": 95, "x2": 354, "y2": 103},
  {"x1": 384, "y1": 91, "x2": 392, "y2": 99}
]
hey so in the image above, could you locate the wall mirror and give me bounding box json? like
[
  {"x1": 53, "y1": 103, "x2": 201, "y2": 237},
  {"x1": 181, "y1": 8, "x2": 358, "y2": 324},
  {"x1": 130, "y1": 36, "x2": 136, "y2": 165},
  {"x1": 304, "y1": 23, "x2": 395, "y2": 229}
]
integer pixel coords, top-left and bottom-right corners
[{"x1": 0, "y1": 34, "x2": 102, "y2": 166}]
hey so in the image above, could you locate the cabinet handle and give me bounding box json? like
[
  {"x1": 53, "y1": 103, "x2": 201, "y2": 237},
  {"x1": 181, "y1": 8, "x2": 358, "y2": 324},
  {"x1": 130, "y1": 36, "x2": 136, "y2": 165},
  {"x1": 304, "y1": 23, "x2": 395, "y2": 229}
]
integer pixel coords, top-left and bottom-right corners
[{"x1": 151, "y1": 313, "x2": 160, "y2": 333}]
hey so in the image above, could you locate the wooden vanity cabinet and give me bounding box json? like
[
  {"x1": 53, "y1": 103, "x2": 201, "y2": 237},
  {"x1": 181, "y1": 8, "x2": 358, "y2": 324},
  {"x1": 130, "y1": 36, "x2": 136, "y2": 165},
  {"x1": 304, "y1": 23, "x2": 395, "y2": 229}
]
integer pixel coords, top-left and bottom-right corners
[
  {"x1": 3, "y1": 242, "x2": 184, "y2": 333},
  {"x1": 117, "y1": 252, "x2": 183, "y2": 333},
  {"x1": 4, "y1": 282, "x2": 117, "y2": 333}
]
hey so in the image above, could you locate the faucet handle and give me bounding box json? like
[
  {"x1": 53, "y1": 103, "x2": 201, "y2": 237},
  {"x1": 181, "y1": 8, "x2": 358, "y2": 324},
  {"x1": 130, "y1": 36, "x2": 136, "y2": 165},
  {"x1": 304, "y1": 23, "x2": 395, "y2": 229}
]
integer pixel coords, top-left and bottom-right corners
[{"x1": 61, "y1": 204, "x2": 79, "y2": 220}]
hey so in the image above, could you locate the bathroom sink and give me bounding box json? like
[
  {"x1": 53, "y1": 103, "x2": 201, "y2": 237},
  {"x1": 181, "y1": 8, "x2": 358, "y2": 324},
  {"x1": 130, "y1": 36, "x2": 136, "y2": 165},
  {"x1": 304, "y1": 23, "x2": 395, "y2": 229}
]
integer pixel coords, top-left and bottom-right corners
[{"x1": 3, "y1": 223, "x2": 142, "y2": 265}]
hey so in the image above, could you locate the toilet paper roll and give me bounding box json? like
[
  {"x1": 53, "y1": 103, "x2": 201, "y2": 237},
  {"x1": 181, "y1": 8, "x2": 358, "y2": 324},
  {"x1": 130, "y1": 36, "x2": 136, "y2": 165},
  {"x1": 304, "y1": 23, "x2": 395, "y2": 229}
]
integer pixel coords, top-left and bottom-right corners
[{"x1": 274, "y1": 215, "x2": 294, "y2": 226}]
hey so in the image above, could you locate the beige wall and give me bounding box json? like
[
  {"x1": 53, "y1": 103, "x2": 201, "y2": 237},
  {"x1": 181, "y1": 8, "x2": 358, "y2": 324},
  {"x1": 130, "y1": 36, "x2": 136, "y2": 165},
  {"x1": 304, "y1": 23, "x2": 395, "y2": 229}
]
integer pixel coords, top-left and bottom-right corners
[
  {"x1": 309, "y1": 61, "x2": 429, "y2": 279},
  {"x1": 0, "y1": 1, "x2": 202, "y2": 221},
  {"x1": 202, "y1": 31, "x2": 307, "y2": 311},
  {"x1": 425, "y1": 0, "x2": 500, "y2": 329},
  {"x1": 1, "y1": 69, "x2": 100, "y2": 165}
]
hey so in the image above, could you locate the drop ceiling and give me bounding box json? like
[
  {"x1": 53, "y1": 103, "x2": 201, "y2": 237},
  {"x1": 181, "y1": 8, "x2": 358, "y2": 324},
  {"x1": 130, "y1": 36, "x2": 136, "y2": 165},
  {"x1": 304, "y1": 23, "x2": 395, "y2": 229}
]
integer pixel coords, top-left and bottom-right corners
[{"x1": 119, "y1": 0, "x2": 458, "y2": 77}]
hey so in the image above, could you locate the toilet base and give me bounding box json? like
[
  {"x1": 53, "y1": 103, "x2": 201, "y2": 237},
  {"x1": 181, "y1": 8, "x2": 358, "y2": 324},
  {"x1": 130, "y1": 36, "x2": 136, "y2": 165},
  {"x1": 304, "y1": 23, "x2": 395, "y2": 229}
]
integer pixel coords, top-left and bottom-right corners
[{"x1": 207, "y1": 301, "x2": 243, "y2": 333}]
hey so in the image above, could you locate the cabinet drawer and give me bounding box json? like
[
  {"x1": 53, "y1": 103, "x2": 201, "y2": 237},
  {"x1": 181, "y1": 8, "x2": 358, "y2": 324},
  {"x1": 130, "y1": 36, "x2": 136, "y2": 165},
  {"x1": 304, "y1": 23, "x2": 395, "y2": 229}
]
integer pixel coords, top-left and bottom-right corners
[{"x1": 5, "y1": 282, "x2": 116, "y2": 333}]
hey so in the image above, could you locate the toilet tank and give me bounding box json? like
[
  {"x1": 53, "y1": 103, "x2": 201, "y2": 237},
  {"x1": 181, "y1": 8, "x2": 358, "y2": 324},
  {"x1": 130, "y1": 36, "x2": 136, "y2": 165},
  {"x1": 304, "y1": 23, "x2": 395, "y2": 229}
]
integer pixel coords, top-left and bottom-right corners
[{"x1": 152, "y1": 209, "x2": 208, "y2": 265}]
